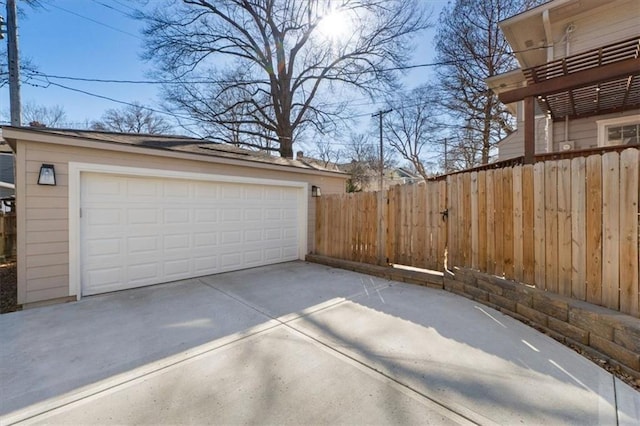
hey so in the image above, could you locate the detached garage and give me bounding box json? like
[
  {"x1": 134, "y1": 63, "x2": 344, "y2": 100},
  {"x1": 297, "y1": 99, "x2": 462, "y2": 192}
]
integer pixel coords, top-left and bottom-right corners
[{"x1": 3, "y1": 127, "x2": 347, "y2": 307}]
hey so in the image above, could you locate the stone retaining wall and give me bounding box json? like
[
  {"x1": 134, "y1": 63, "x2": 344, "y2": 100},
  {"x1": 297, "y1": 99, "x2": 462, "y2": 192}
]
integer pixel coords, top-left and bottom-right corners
[{"x1": 445, "y1": 267, "x2": 640, "y2": 379}]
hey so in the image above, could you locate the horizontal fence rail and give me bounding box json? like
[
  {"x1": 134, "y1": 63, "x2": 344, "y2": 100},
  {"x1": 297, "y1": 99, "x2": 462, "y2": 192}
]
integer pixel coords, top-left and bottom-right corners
[{"x1": 315, "y1": 147, "x2": 640, "y2": 318}]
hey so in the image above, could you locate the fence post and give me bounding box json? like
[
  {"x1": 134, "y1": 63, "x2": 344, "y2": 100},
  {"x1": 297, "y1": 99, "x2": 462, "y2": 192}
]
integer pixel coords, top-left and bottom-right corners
[{"x1": 377, "y1": 188, "x2": 387, "y2": 265}]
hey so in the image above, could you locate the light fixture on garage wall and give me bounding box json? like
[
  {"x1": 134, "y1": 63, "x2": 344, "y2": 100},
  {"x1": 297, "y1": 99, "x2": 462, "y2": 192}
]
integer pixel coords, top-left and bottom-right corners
[
  {"x1": 311, "y1": 185, "x2": 321, "y2": 197},
  {"x1": 37, "y1": 164, "x2": 56, "y2": 186}
]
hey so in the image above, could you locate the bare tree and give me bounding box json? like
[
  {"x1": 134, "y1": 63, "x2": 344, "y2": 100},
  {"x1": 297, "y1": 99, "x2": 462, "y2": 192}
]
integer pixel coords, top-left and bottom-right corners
[
  {"x1": 311, "y1": 138, "x2": 341, "y2": 168},
  {"x1": 21, "y1": 102, "x2": 67, "y2": 127},
  {"x1": 342, "y1": 132, "x2": 396, "y2": 191},
  {"x1": 91, "y1": 102, "x2": 173, "y2": 134},
  {"x1": 141, "y1": 0, "x2": 431, "y2": 158},
  {"x1": 434, "y1": 0, "x2": 541, "y2": 165},
  {"x1": 384, "y1": 84, "x2": 442, "y2": 181}
]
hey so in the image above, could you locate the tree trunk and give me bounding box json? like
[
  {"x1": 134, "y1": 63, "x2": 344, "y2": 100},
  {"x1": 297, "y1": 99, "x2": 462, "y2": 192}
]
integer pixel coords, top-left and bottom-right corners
[{"x1": 279, "y1": 133, "x2": 294, "y2": 158}]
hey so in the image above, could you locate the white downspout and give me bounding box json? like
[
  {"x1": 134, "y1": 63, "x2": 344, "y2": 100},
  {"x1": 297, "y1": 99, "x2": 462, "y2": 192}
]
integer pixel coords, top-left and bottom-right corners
[
  {"x1": 562, "y1": 23, "x2": 575, "y2": 147},
  {"x1": 543, "y1": 10, "x2": 554, "y2": 152}
]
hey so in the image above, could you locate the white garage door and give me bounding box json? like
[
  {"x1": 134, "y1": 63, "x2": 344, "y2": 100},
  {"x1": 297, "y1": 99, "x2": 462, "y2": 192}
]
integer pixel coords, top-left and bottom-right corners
[{"x1": 80, "y1": 173, "x2": 302, "y2": 295}]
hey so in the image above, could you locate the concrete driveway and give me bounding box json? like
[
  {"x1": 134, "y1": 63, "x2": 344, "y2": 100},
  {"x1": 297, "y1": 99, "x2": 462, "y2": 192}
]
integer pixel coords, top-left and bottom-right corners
[{"x1": 1, "y1": 261, "x2": 638, "y2": 425}]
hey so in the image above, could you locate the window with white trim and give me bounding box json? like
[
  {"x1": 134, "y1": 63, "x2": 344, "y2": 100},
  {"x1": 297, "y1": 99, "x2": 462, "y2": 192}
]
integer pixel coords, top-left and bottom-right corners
[{"x1": 597, "y1": 115, "x2": 640, "y2": 147}]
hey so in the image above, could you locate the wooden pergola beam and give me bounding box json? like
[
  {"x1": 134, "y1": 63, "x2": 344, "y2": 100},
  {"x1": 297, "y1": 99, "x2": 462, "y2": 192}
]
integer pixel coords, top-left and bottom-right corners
[
  {"x1": 524, "y1": 97, "x2": 535, "y2": 164},
  {"x1": 499, "y1": 57, "x2": 640, "y2": 104}
]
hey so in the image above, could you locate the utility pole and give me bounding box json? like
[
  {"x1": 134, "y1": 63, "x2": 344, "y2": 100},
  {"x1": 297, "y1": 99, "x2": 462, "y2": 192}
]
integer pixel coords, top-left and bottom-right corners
[
  {"x1": 372, "y1": 109, "x2": 392, "y2": 191},
  {"x1": 443, "y1": 138, "x2": 448, "y2": 173},
  {"x1": 372, "y1": 108, "x2": 392, "y2": 265},
  {"x1": 6, "y1": 0, "x2": 21, "y2": 126}
]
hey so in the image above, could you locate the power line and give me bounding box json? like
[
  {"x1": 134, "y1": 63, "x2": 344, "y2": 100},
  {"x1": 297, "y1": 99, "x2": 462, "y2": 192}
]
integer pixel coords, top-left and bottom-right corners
[
  {"x1": 25, "y1": 70, "x2": 265, "y2": 86},
  {"x1": 21, "y1": 40, "x2": 548, "y2": 88},
  {"x1": 25, "y1": 77, "x2": 198, "y2": 124},
  {"x1": 91, "y1": 0, "x2": 135, "y2": 18},
  {"x1": 47, "y1": 3, "x2": 143, "y2": 40}
]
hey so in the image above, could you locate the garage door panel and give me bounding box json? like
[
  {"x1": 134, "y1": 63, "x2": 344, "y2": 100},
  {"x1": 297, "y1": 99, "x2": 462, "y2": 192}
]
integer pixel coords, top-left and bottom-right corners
[
  {"x1": 164, "y1": 259, "x2": 191, "y2": 278},
  {"x1": 81, "y1": 173, "x2": 302, "y2": 295},
  {"x1": 163, "y1": 234, "x2": 191, "y2": 251},
  {"x1": 283, "y1": 209, "x2": 297, "y2": 220},
  {"x1": 164, "y1": 180, "x2": 191, "y2": 197},
  {"x1": 84, "y1": 266, "x2": 124, "y2": 294},
  {"x1": 164, "y1": 209, "x2": 190, "y2": 224},
  {"x1": 282, "y1": 245, "x2": 299, "y2": 259},
  {"x1": 264, "y1": 228, "x2": 282, "y2": 240},
  {"x1": 264, "y1": 188, "x2": 282, "y2": 200},
  {"x1": 221, "y1": 185, "x2": 241, "y2": 199},
  {"x1": 127, "y1": 262, "x2": 161, "y2": 283},
  {"x1": 221, "y1": 252, "x2": 243, "y2": 269},
  {"x1": 127, "y1": 180, "x2": 159, "y2": 198},
  {"x1": 243, "y1": 250, "x2": 263, "y2": 264},
  {"x1": 127, "y1": 235, "x2": 159, "y2": 254},
  {"x1": 195, "y1": 209, "x2": 217, "y2": 223},
  {"x1": 85, "y1": 208, "x2": 121, "y2": 226},
  {"x1": 243, "y1": 186, "x2": 263, "y2": 200},
  {"x1": 264, "y1": 247, "x2": 283, "y2": 261},
  {"x1": 194, "y1": 232, "x2": 218, "y2": 248},
  {"x1": 244, "y1": 208, "x2": 262, "y2": 221},
  {"x1": 194, "y1": 255, "x2": 218, "y2": 272},
  {"x1": 243, "y1": 229, "x2": 262, "y2": 243},
  {"x1": 85, "y1": 237, "x2": 122, "y2": 257},
  {"x1": 128, "y1": 209, "x2": 159, "y2": 225}
]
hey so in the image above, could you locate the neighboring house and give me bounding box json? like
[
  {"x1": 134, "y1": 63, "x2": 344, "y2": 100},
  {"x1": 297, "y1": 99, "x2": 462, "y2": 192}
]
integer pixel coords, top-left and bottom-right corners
[
  {"x1": 0, "y1": 131, "x2": 15, "y2": 201},
  {"x1": 2, "y1": 127, "x2": 347, "y2": 307},
  {"x1": 487, "y1": 0, "x2": 640, "y2": 160},
  {"x1": 338, "y1": 161, "x2": 422, "y2": 192},
  {"x1": 295, "y1": 151, "x2": 422, "y2": 191}
]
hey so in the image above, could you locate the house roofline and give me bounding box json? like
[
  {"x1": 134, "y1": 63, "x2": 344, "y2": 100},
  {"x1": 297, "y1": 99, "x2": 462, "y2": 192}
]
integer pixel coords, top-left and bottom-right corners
[
  {"x1": 1, "y1": 126, "x2": 348, "y2": 179},
  {"x1": 498, "y1": 0, "x2": 571, "y2": 28}
]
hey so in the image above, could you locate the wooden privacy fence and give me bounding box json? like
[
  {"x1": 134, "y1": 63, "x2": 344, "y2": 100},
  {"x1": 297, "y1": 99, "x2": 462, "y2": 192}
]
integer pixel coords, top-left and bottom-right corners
[
  {"x1": 0, "y1": 212, "x2": 17, "y2": 261},
  {"x1": 314, "y1": 147, "x2": 640, "y2": 318}
]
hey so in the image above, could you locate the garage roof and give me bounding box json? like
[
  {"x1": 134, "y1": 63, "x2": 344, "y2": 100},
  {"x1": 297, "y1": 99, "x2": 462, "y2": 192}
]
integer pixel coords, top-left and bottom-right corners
[{"x1": 1, "y1": 126, "x2": 346, "y2": 176}]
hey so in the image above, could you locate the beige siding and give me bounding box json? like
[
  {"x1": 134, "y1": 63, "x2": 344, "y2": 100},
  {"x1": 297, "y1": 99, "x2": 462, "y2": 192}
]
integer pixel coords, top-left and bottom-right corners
[
  {"x1": 498, "y1": 133, "x2": 523, "y2": 160},
  {"x1": 498, "y1": 114, "x2": 549, "y2": 160},
  {"x1": 552, "y1": 109, "x2": 640, "y2": 150},
  {"x1": 552, "y1": 0, "x2": 639, "y2": 59},
  {"x1": 18, "y1": 140, "x2": 346, "y2": 305}
]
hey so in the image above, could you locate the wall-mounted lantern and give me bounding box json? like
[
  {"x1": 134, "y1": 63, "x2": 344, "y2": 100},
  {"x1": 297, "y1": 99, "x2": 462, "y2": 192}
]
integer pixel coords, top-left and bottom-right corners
[
  {"x1": 38, "y1": 164, "x2": 56, "y2": 186},
  {"x1": 311, "y1": 185, "x2": 322, "y2": 197}
]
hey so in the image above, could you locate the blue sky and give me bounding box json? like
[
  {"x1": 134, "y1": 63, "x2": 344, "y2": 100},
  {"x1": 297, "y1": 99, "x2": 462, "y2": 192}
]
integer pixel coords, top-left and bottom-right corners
[{"x1": 1, "y1": 0, "x2": 449, "y2": 133}]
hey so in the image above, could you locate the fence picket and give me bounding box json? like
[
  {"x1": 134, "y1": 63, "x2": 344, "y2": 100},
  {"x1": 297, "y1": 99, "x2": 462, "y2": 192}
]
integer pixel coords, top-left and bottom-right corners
[
  {"x1": 503, "y1": 168, "x2": 514, "y2": 279},
  {"x1": 494, "y1": 168, "x2": 504, "y2": 276},
  {"x1": 571, "y1": 157, "x2": 587, "y2": 300},
  {"x1": 619, "y1": 148, "x2": 639, "y2": 316},
  {"x1": 558, "y1": 159, "x2": 572, "y2": 297},
  {"x1": 522, "y1": 165, "x2": 535, "y2": 285},
  {"x1": 477, "y1": 171, "x2": 487, "y2": 273},
  {"x1": 602, "y1": 152, "x2": 620, "y2": 310},
  {"x1": 586, "y1": 155, "x2": 603, "y2": 305},
  {"x1": 486, "y1": 170, "x2": 495, "y2": 273},
  {"x1": 533, "y1": 162, "x2": 546, "y2": 289},
  {"x1": 512, "y1": 166, "x2": 524, "y2": 282},
  {"x1": 545, "y1": 161, "x2": 559, "y2": 293},
  {"x1": 471, "y1": 172, "x2": 479, "y2": 269}
]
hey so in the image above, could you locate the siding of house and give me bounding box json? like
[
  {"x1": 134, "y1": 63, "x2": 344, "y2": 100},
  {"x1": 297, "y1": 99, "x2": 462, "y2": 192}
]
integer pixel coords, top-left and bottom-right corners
[
  {"x1": 551, "y1": 0, "x2": 639, "y2": 60},
  {"x1": 16, "y1": 139, "x2": 346, "y2": 305},
  {"x1": 0, "y1": 153, "x2": 14, "y2": 198},
  {"x1": 552, "y1": 109, "x2": 640, "y2": 151},
  {"x1": 498, "y1": 114, "x2": 549, "y2": 161},
  {"x1": 498, "y1": 0, "x2": 639, "y2": 160}
]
